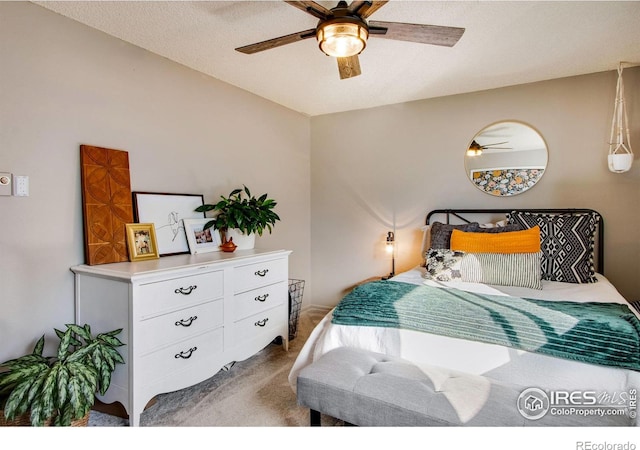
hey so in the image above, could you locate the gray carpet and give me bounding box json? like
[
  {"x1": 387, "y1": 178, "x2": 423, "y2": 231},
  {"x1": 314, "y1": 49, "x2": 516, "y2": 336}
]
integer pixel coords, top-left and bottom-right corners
[{"x1": 88, "y1": 309, "x2": 341, "y2": 427}]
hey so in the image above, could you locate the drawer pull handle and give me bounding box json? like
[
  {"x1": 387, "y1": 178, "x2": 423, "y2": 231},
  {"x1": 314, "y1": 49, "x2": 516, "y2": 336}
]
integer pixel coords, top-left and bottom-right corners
[
  {"x1": 254, "y1": 269, "x2": 269, "y2": 277},
  {"x1": 175, "y1": 347, "x2": 198, "y2": 359},
  {"x1": 175, "y1": 316, "x2": 198, "y2": 327},
  {"x1": 254, "y1": 294, "x2": 269, "y2": 302},
  {"x1": 254, "y1": 318, "x2": 269, "y2": 327},
  {"x1": 174, "y1": 285, "x2": 197, "y2": 295}
]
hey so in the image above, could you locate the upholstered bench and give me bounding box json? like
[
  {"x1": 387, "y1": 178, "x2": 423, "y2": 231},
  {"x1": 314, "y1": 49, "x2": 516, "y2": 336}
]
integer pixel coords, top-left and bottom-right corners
[{"x1": 296, "y1": 347, "x2": 633, "y2": 427}]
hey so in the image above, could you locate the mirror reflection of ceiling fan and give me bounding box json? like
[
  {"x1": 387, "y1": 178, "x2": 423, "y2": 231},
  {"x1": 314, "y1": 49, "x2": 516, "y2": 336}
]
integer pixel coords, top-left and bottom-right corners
[
  {"x1": 466, "y1": 140, "x2": 512, "y2": 157},
  {"x1": 235, "y1": 1, "x2": 465, "y2": 79}
]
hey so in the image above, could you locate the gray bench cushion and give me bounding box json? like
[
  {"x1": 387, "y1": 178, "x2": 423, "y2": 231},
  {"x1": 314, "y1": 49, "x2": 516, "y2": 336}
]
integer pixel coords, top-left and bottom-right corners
[{"x1": 296, "y1": 347, "x2": 633, "y2": 427}]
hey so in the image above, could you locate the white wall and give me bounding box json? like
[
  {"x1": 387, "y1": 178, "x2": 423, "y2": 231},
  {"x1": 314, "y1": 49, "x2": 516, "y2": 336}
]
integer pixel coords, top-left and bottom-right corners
[
  {"x1": 311, "y1": 68, "x2": 640, "y2": 308},
  {"x1": 0, "y1": 3, "x2": 311, "y2": 361}
]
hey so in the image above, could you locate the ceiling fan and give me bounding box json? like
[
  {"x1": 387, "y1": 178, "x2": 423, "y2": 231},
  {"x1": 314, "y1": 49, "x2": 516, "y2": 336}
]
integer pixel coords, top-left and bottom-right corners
[
  {"x1": 466, "y1": 140, "x2": 512, "y2": 157},
  {"x1": 235, "y1": 1, "x2": 465, "y2": 79}
]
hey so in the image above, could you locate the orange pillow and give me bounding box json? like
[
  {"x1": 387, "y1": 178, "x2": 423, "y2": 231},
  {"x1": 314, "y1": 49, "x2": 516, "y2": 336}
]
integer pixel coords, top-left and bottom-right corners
[{"x1": 450, "y1": 226, "x2": 541, "y2": 253}]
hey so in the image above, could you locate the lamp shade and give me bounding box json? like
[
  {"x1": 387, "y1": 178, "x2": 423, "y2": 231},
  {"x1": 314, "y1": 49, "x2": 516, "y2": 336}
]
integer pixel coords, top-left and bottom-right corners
[
  {"x1": 317, "y1": 21, "x2": 368, "y2": 57},
  {"x1": 385, "y1": 231, "x2": 395, "y2": 253}
]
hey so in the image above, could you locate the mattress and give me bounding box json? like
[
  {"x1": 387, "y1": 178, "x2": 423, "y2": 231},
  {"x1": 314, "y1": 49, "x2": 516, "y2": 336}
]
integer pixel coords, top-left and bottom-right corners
[{"x1": 289, "y1": 267, "x2": 640, "y2": 425}]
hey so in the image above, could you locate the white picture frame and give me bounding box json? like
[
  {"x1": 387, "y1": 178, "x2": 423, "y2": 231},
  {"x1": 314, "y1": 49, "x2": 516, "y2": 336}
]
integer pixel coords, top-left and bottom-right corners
[
  {"x1": 183, "y1": 218, "x2": 222, "y2": 254},
  {"x1": 132, "y1": 192, "x2": 205, "y2": 256}
]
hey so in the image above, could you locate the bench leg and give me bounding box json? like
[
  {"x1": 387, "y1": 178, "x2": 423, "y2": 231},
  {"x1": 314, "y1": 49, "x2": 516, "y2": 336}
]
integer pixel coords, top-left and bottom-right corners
[{"x1": 310, "y1": 409, "x2": 321, "y2": 426}]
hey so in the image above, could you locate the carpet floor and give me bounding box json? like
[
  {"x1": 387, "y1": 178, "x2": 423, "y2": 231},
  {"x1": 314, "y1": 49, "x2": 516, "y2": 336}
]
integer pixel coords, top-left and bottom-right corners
[{"x1": 88, "y1": 308, "x2": 341, "y2": 427}]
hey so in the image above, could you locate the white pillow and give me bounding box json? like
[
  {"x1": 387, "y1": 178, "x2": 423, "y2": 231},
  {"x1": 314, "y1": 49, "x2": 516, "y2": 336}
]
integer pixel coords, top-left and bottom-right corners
[
  {"x1": 479, "y1": 219, "x2": 509, "y2": 228},
  {"x1": 420, "y1": 225, "x2": 431, "y2": 265}
]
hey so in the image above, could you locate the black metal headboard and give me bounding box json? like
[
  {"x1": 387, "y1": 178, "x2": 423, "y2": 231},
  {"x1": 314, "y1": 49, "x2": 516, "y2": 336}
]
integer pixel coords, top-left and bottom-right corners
[{"x1": 426, "y1": 208, "x2": 604, "y2": 275}]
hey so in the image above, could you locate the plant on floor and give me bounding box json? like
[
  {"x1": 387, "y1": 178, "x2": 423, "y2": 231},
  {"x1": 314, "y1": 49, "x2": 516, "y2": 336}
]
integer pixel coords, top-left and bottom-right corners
[
  {"x1": 0, "y1": 324, "x2": 124, "y2": 426},
  {"x1": 196, "y1": 185, "x2": 280, "y2": 236}
]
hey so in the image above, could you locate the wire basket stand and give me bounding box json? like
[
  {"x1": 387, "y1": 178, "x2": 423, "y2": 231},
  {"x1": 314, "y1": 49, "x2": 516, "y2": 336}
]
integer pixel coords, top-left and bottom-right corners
[{"x1": 288, "y1": 279, "x2": 305, "y2": 340}]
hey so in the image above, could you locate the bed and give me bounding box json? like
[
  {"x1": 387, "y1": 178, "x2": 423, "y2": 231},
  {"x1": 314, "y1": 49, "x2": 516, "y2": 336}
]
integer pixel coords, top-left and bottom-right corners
[{"x1": 289, "y1": 208, "x2": 640, "y2": 426}]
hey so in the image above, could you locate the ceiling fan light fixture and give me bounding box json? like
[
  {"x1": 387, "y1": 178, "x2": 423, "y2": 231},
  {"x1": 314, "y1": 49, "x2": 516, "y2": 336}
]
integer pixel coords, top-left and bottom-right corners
[
  {"x1": 317, "y1": 20, "x2": 368, "y2": 57},
  {"x1": 467, "y1": 141, "x2": 483, "y2": 156}
]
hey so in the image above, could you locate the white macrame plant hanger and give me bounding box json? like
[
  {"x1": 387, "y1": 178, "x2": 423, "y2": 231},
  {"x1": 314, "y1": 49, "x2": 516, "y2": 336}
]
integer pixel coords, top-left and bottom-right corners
[{"x1": 608, "y1": 63, "x2": 634, "y2": 173}]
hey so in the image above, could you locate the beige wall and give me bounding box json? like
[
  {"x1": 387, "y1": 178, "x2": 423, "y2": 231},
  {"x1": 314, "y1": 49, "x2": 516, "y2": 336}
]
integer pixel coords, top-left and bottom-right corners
[
  {"x1": 0, "y1": 3, "x2": 311, "y2": 361},
  {"x1": 311, "y1": 68, "x2": 640, "y2": 308},
  {"x1": 2, "y1": 2, "x2": 639, "y2": 363}
]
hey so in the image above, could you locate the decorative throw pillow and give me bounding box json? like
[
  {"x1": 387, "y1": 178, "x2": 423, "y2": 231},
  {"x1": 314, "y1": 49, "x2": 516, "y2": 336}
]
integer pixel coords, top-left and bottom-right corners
[
  {"x1": 460, "y1": 252, "x2": 543, "y2": 290},
  {"x1": 429, "y1": 222, "x2": 480, "y2": 249},
  {"x1": 506, "y1": 211, "x2": 599, "y2": 284},
  {"x1": 475, "y1": 223, "x2": 523, "y2": 233},
  {"x1": 450, "y1": 226, "x2": 541, "y2": 254},
  {"x1": 424, "y1": 248, "x2": 465, "y2": 281}
]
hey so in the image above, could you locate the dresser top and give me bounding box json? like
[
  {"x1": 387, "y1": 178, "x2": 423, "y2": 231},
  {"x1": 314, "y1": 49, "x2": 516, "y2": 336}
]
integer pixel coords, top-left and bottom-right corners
[{"x1": 71, "y1": 248, "x2": 291, "y2": 282}]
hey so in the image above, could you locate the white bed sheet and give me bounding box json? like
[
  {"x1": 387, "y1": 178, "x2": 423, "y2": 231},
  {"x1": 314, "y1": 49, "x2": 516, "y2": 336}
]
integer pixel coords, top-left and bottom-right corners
[{"x1": 289, "y1": 267, "x2": 640, "y2": 424}]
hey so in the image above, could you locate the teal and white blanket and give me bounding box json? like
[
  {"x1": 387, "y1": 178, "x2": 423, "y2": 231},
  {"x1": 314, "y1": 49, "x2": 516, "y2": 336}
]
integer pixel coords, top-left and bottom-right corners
[{"x1": 331, "y1": 280, "x2": 640, "y2": 371}]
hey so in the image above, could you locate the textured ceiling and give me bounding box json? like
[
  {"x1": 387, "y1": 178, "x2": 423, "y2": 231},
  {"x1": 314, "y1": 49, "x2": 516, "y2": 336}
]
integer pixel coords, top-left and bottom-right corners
[{"x1": 33, "y1": 1, "x2": 640, "y2": 117}]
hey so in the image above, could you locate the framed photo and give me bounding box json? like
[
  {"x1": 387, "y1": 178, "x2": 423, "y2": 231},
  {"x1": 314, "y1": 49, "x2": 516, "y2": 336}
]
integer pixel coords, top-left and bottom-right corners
[
  {"x1": 125, "y1": 223, "x2": 160, "y2": 262},
  {"x1": 132, "y1": 192, "x2": 205, "y2": 256},
  {"x1": 183, "y1": 218, "x2": 222, "y2": 254}
]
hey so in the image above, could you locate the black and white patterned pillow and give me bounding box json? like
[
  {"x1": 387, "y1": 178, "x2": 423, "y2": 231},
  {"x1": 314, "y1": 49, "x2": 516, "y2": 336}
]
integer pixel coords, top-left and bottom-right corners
[
  {"x1": 506, "y1": 211, "x2": 599, "y2": 283},
  {"x1": 425, "y1": 248, "x2": 465, "y2": 281}
]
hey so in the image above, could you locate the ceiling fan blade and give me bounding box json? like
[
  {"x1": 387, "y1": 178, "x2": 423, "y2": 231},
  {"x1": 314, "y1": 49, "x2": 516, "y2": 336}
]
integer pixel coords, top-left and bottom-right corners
[
  {"x1": 337, "y1": 55, "x2": 362, "y2": 79},
  {"x1": 369, "y1": 21, "x2": 465, "y2": 47},
  {"x1": 235, "y1": 29, "x2": 316, "y2": 54},
  {"x1": 285, "y1": 1, "x2": 332, "y2": 20},
  {"x1": 481, "y1": 141, "x2": 509, "y2": 148},
  {"x1": 357, "y1": 1, "x2": 389, "y2": 18},
  {"x1": 347, "y1": 1, "x2": 369, "y2": 14}
]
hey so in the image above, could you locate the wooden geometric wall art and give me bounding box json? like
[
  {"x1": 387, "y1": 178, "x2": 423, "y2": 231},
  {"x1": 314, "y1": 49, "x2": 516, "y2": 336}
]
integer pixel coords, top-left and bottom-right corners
[{"x1": 80, "y1": 145, "x2": 134, "y2": 265}]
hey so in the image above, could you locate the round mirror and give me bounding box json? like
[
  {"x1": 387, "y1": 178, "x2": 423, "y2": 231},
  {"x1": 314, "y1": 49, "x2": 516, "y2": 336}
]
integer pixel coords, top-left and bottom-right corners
[{"x1": 465, "y1": 120, "x2": 548, "y2": 196}]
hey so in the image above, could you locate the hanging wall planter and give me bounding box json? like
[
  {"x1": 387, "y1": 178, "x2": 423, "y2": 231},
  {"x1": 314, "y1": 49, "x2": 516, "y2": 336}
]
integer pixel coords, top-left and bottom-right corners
[{"x1": 607, "y1": 62, "x2": 634, "y2": 173}]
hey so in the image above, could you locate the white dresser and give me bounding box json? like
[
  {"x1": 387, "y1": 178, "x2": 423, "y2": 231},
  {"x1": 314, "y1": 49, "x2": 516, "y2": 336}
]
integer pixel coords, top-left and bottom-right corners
[{"x1": 71, "y1": 248, "x2": 291, "y2": 426}]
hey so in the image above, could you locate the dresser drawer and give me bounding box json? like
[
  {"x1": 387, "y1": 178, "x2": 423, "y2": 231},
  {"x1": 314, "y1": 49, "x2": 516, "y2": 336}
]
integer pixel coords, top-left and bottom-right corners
[
  {"x1": 233, "y1": 281, "x2": 286, "y2": 321},
  {"x1": 139, "y1": 327, "x2": 224, "y2": 383},
  {"x1": 137, "y1": 270, "x2": 224, "y2": 319},
  {"x1": 137, "y1": 299, "x2": 223, "y2": 353},
  {"x1": 233, "y1": 305, "x2": 286, "y2": 340},
  {"x1": 233, "y1": 258, "x2": 287, "y2": 294}
]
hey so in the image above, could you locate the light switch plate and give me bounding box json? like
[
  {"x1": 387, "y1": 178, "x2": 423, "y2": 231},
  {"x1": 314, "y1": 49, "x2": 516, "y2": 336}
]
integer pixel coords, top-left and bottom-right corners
[
  {"x1": 0, "y1": 172, "x2": 11, "y2": 196},
  {"x1": 12, "y1": 175, "x2": 29, "y2": 197}
]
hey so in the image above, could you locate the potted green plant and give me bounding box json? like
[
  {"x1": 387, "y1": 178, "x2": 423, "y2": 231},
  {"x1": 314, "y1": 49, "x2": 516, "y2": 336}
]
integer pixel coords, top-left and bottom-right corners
[
  {"x1": 0, "y1": 324, "x2": 124, "y2": 426},
  {"x1": 196, "y1": 185, "x2": 280, "y2": 250}
]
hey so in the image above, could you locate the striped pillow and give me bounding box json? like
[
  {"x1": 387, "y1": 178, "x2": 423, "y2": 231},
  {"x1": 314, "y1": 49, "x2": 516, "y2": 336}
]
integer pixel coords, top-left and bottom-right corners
[{"x1": 460, "y1": 252, "x2": 543, "y2": 289}]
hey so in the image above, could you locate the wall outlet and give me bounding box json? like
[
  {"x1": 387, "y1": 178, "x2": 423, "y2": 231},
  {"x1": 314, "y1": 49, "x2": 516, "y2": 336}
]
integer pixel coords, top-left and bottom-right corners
[
  {"x1": 0, "y1": 172, "x2": 11, "y2": 196},
  {"x1": 12, "y1": 175, "x2": 29, "y2": 197}
]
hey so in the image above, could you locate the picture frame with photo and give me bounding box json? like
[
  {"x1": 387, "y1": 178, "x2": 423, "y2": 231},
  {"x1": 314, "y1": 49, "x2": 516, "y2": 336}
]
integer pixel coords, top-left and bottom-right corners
[
  {"x1": 132, "y1": 192, "x2": 205, "y2": 256},
  {"x1": 183, "y1": 218, "x2": 222, "y2": 254},
  {"x1": 125, "y1": 223, "x2": 160, "y2": 262}
]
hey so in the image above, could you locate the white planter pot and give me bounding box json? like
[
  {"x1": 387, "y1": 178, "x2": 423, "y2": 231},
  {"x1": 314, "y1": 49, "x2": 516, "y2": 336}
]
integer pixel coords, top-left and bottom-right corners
[
  {"x1": 225, "y1": 228, "x2": 256, "y2": 250},
  {"x1": 608, "y1": 153, "x2": 633, "y2": 173}
]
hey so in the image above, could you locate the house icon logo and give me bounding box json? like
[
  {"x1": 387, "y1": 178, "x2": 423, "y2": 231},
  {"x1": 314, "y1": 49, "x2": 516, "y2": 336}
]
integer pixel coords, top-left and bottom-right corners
[{"x1": 517, "y1": 388, "x2": 550, "y2": 420}]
